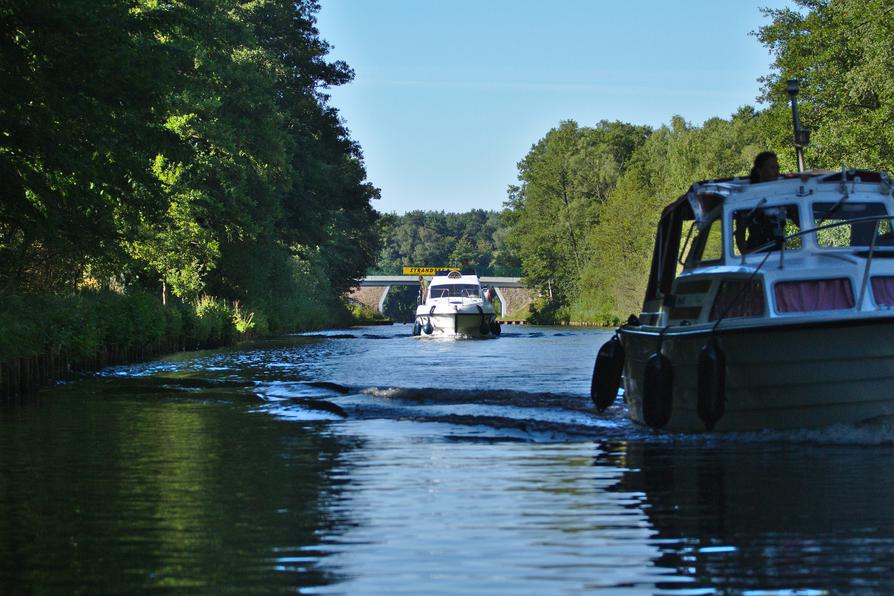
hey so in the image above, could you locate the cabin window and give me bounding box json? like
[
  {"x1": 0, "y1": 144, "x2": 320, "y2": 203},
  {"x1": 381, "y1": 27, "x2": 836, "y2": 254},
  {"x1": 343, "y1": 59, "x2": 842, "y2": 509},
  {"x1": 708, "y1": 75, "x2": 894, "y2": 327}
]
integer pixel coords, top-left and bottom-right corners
[
  {"x1": 871, "y1": 276, "x2": 894, "y2": 306},
  {"x1": 732, "y1": 205, "x2": 801, "y2": 255},
  {"x1": 683, "y1": 216, "x2": 723, "y2": 267},
  {"x1": 813, "y1": 202, "x2": 892, "y2": 248},
  {"x1": 709, "y1": 280, "x2": 765, "y2": 320},
  {"x1": 428, "y1": 284, "x2": 481, "y2": 299},
  {"x1": 774, "y1": 278, "x2": 854, "y2": 313}
]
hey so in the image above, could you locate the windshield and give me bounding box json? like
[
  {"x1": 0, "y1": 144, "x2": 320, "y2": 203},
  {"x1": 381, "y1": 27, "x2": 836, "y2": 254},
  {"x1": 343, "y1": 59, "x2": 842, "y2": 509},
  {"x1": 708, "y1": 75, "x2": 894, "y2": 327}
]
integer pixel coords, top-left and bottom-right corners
[
  {"x1": 732, "y1": 204, "x2": 801, "y2": 255},
  {"x1": 813, "y1": 202, "x2": 892, "y2": 247},
  {"x1": 429, "y1": 284, "x2": 482, "y2": 299}
]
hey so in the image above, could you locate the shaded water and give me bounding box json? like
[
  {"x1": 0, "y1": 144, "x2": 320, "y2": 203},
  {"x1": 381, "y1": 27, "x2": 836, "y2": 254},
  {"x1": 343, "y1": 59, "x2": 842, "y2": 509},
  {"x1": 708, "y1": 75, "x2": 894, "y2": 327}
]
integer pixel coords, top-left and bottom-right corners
[{"x1": 2, "y1": 324, "x2": 894, "y2": 593}]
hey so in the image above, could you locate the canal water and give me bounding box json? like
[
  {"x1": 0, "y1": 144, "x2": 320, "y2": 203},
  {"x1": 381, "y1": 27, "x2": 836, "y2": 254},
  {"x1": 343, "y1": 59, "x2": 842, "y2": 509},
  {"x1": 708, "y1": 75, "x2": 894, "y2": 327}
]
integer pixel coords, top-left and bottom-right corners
[{"x1": 3, "y1": 324, "x2": 894, "y2": 594}]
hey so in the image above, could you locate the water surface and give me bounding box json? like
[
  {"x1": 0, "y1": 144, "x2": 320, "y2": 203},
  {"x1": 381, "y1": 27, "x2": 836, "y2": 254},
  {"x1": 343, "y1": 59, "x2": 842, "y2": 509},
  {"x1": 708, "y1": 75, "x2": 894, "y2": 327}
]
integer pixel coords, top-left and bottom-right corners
[{"x1": 2, "y1": 324, "x2": 893, "y2": 594}]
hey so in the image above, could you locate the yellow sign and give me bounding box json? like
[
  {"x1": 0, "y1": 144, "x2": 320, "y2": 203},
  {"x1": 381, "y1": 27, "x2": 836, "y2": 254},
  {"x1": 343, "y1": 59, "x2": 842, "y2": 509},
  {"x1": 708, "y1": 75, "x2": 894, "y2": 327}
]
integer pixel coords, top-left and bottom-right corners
[{"x1": 402, "y1": 266, "x2": 460, "y2": 276}]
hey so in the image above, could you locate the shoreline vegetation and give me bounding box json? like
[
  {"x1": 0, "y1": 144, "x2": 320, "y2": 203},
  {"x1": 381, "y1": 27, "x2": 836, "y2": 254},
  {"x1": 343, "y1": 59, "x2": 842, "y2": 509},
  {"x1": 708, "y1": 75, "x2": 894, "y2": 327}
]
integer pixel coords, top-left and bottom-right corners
[
  {"x1": 2, "y1": 0, "x2": 383, "y2": 397},
  {"x1": 0, "y1": 289, "x2": 388, "y2": 400}
]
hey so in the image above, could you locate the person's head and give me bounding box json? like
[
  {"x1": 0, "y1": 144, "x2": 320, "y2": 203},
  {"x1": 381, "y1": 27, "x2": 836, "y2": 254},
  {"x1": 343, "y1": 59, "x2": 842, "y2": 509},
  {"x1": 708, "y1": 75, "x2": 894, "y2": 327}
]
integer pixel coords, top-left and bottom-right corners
[
  {"x1": 750, "y1": 151, "x2": 779, "y2": 183},
  {"x1": 418, "y1": 275, "x2": 424, "y2": 283}
]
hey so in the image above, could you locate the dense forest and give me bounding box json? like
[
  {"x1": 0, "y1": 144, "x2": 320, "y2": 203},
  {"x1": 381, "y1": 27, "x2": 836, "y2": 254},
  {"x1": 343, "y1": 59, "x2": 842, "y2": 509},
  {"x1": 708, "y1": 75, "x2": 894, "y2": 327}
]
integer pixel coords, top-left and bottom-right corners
[
  {"x1": 504, "y1": 0, "x2": 894, "y2": 324},
  {"x1": 373, "y1": 210, "x2": 520, "y2": 275},
  {"x1": 1, "y1": 0, "x2": 379, "y2": 377}
]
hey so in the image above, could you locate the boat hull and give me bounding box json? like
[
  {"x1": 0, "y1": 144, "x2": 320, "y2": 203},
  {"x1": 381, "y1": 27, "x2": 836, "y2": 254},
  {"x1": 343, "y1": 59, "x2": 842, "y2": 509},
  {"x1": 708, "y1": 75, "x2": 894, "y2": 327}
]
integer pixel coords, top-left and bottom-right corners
[
  {"x1": 415, "y1": 311, "x2": 498, "y2": 339},
  {"x1": 619, "y1": 315, "x2": 894, "y2": 432}
]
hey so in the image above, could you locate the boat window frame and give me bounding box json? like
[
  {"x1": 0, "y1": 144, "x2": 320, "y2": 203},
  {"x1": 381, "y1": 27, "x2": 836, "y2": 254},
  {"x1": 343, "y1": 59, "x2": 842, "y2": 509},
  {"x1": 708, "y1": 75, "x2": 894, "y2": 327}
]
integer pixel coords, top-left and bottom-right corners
[
  {"x1": 730, "y1": 202, "x2": 802, "y2": 256},
  {"x1": 682, "y1": 205, "x2": 724, "y2": 269},
  {"x1": 811, "y1": 200, "x2": 894, "y2": 249},
  {"x1": 427, "y1": 284, "x2": 483, "y2": 299}
]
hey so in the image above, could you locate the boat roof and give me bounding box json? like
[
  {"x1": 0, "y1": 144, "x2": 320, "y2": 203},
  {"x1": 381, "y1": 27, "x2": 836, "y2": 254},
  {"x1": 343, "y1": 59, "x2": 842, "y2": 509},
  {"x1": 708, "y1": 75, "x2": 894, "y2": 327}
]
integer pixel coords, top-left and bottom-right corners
[
  {"x1": 644, "y1": 169, "x2": 894, "y2": 303},
  {"x1": 429, "y1": 270, "x2": 481, "y2": 285},
  {"x1": 661, "y1": 169, "x2": 892, "y2": 222}
]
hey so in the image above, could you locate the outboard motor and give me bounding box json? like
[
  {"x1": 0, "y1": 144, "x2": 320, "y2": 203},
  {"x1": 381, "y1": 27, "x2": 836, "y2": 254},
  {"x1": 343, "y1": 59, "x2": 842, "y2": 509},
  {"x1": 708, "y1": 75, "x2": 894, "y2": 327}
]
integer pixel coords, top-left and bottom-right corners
[
  {"x1": 590, "y1": 334, "x2": 625, "y2": 412},
  {"x1": 642, "y1": 352, "x2": 673, "y2": 429},
  {"x1": 697, "y1": 338, "x2": 726, "y2": 431}
]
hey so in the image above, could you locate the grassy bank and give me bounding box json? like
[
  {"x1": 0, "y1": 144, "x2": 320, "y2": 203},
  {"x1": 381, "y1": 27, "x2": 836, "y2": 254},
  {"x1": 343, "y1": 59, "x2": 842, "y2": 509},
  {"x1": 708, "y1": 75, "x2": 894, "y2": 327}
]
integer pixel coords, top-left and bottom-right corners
[{"x1": 0, "y1": 289, "x2": 375, "y2": 399}]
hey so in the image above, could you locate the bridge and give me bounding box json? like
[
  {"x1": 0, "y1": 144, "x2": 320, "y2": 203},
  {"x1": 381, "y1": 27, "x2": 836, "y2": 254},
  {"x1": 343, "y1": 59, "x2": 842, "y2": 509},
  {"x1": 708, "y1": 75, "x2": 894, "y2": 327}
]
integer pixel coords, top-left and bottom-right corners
[{"x1": 349, "y1": 275, "x2": 533, "y2": 318}]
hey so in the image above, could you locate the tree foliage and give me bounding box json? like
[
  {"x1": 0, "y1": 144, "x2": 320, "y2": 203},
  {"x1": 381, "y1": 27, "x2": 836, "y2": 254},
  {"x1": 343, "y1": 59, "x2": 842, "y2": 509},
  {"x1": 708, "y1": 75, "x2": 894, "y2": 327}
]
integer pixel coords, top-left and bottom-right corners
[
  {"x1": 757, "y1": 0, "x2": 894, "y2": 171},
  {"x1": 0, "y1": 0, "x2": 378, "y2": 330},
  {"x1": 503, "y1": 120, "x2": 651, "y2": 315},
  {"x1": 373, "y1": 209, "x2": 519, "y2": 274},
  {"x1": 503, "y1": 1, "x2": 894, "y2": 325}
]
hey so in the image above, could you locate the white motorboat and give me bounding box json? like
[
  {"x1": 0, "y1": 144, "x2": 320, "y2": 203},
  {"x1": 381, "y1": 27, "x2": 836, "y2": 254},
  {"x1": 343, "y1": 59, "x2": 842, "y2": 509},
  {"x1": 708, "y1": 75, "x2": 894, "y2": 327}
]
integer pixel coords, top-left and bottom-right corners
[
  {"x1": 591, "y1": 83, "x2": 894, "y2": 432},
  {"x1": 414, "y1": 270, "x2": 500, "y2": 339}
]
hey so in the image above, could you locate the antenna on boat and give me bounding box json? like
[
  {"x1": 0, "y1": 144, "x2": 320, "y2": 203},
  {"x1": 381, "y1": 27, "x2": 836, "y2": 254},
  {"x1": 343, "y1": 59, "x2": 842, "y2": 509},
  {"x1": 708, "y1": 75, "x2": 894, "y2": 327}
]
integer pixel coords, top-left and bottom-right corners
[{"x1": 787, "y1": 79, "x2": 810, "y2": 173}]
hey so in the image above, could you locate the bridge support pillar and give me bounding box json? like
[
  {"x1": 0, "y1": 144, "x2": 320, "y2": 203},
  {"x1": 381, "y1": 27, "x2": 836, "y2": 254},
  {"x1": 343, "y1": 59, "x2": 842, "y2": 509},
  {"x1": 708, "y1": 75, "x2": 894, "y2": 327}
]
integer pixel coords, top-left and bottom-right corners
[
  {"x1": 493, "y1": 287, "x2": 508, "y2": 317},
  {"x1": 377, "y1": 286, "x2": 390, "y2": 314},
  {"x1": 347, "y1": 286, "x2": 391, "y2": 315}
]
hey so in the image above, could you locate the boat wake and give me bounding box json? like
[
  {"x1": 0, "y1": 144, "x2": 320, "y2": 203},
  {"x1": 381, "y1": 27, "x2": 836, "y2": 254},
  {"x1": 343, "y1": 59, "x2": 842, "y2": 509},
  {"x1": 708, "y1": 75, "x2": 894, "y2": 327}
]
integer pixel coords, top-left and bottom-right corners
[
  {"x1": 253, "y1": 381, "x2": 629, "y2": 441},
  {"x1": 91, "y1": 364, "x2": 894, "y2": 445}
]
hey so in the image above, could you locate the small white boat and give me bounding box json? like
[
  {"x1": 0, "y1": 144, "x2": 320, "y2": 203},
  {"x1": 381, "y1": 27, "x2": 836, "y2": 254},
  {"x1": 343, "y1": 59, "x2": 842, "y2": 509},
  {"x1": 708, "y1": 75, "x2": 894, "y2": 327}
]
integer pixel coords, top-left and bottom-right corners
[{"x1": 414, "y1": 270, "x2": 500, "y2": 339}]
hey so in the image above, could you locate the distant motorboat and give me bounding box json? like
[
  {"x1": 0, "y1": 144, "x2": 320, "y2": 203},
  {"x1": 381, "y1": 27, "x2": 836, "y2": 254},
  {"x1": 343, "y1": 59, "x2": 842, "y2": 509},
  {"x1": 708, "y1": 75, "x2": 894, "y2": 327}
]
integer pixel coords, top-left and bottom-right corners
[{"x1": 414, "y1": 270, "x2": 500, "y2": 339}]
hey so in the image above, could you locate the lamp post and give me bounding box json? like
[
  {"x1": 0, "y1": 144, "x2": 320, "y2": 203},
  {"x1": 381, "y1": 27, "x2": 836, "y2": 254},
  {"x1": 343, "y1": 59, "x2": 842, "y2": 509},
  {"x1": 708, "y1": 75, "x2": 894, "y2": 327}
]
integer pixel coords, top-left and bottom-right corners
[{"x1": 787, "y1": 79, "x2": 810, "y2": 173}]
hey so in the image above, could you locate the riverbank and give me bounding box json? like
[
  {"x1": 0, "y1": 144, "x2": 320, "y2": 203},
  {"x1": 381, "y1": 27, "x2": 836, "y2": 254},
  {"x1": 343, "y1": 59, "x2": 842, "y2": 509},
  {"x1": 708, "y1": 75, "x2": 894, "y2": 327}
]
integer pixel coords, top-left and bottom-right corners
[{"x1": 0, "y1": 290, "x2": 384, "y2": 400}]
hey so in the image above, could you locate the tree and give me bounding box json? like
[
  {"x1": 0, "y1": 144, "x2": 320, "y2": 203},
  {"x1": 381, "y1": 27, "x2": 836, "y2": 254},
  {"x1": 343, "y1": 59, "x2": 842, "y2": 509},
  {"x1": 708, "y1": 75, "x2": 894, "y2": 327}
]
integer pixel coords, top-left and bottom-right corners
[
  {"x1": 756, "y1": 0, "x2": 894, "y2": 171},
  {"x1": 503, "y1": 119, "x2": 650, "y2": 316}
]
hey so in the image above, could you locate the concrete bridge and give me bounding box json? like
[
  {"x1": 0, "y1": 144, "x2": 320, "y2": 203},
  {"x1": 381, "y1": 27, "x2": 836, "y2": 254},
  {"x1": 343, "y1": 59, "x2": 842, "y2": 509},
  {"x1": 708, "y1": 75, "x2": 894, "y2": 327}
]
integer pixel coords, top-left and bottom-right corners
[{"x1": 348, "y1": 276, "x2": 533, "y2": 318}]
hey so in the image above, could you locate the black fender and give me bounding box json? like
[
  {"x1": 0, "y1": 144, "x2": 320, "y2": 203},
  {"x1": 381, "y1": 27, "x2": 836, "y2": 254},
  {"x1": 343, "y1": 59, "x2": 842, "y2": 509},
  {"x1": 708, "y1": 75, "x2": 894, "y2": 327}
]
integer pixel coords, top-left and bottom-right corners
[
  {"x1": 697, "y1": 338, "x2": 726, "y2": 431},
  {"x1": 642, "y1": 352, "x2": 673, "y2": 429},
  {"x1": 590, "y1": 335, "x2": 625, "y2": 412}
]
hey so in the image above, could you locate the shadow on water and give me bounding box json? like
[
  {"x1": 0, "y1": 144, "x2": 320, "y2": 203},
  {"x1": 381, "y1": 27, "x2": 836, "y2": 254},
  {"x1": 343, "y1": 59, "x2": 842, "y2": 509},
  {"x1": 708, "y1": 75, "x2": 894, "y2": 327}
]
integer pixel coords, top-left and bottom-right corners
[
  {"x1": 0, "y1": 382, "x2": 365, "y2": 593},
  {"x1": 594, "y1": 439, "x2": 894, "y2": 593}
]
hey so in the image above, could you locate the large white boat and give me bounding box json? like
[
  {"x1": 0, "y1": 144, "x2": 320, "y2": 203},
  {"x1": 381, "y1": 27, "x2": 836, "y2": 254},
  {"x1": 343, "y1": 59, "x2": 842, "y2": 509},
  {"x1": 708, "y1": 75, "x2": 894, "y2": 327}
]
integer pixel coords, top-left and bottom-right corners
[
  {"x1": 592, "y1": 84, "x2": 894, "y2": 432},
  {"x1": 414, "y1": 270, "x2": 500, "y2": 339}
]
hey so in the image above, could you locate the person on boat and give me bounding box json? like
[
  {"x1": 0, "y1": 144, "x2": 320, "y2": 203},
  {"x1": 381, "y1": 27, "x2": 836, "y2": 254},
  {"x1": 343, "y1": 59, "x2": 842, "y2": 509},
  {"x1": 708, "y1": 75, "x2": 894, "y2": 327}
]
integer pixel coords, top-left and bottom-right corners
[
  {"x1": 417, "y1": 275, "x2": 427, "y2": 304},
  {"x1": 736, "y1": 152, "x2": 783, "y2": 253},
  {"x1": 749, "y1": 151, "x2": 780, "y2": 184}
]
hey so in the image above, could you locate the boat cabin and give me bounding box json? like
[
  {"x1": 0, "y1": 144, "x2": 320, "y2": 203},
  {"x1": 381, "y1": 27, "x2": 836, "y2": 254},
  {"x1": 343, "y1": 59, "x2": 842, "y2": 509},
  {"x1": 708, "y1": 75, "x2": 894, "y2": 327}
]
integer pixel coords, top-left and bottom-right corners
[
  {"x1": 426, "y1": 270, "x2": 486, "y2": 301},
  {"x1": 640, "y1": 170, "x2": 894, "y2": 327}
]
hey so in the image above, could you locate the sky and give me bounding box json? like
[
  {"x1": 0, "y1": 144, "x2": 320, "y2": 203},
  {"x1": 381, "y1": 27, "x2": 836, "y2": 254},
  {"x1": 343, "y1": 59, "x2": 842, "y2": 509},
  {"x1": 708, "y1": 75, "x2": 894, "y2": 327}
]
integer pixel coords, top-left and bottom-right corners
[{"x1": 315, "y1": 0, "x2": 795, "y2": 214}]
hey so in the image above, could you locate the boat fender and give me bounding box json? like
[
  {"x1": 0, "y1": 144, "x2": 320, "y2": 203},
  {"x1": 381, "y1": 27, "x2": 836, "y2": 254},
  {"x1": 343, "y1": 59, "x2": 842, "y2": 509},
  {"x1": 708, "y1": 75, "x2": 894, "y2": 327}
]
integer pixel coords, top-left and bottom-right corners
[
  {"x1": 642, "y1": 352, "x2": 673, "y2": 429},
  {"x1": 590, "y1": 334, "x2": 625, "y2": 412},
  {"x1": 423, "y1": 319, "x2": 433, "y2": 335},
  {"x1": 476, "y1": 305, "x2": 489, "y2": 335},
  {"x1": 412, "y1": 321, "x2": 421, "y2": 336},
  {"x1": 697, "y1": 338, "x2": 726, "y2": 431},
  {"x1": 489, "y1": 320, "x2": 501, "y2": 336}
]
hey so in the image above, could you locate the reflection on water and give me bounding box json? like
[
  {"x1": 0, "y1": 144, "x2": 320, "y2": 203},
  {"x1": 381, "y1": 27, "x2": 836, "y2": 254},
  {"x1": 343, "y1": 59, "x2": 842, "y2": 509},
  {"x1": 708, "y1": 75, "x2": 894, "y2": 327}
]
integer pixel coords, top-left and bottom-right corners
[
  {"x1": 608, "y1": 441, "x2": 894, "y2": 594},
  {"x1": 2, "y1": 324, "x2": 893, "y2": 593}
]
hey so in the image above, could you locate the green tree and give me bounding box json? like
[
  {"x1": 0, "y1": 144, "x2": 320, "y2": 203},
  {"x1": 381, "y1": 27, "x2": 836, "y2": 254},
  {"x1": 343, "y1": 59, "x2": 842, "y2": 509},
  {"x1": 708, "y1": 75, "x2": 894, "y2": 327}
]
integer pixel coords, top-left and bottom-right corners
[
  {"x1": 578, "y1": 109, "x2": 769, "y2": 323},
  {"x1": 756, "y1": 0, "x2": 894, "y2": 171},
  {"x1": 503, "y1": 119, "x2": 650, "y2": 317}
]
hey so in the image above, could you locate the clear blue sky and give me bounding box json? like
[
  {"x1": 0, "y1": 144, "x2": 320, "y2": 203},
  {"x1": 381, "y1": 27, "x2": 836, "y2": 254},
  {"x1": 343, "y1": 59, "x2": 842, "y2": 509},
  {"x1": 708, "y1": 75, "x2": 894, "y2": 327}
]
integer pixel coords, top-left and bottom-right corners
[{"x1": 316, "y1": 0, "x2": 794, "y2": 214}]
